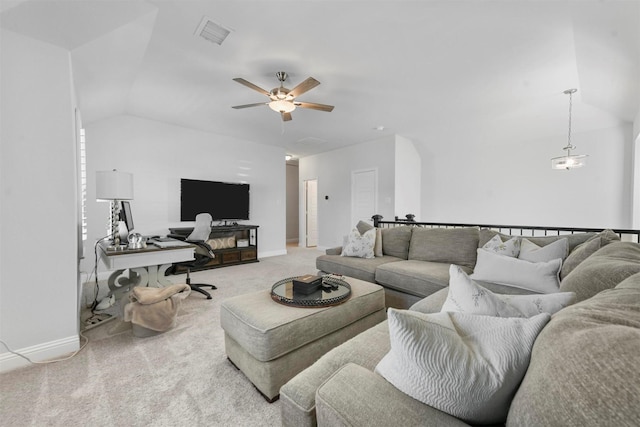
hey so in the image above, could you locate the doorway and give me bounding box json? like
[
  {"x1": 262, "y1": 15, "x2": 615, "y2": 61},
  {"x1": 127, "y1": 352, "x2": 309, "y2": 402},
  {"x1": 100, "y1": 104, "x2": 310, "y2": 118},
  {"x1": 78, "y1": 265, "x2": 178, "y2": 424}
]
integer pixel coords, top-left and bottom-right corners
[
  {"x1": 305, "y1": 179, "x2": 318, "y2": 247},
  {"x1": 351, "y1": 168, "x2": 377, "y2": 226}
]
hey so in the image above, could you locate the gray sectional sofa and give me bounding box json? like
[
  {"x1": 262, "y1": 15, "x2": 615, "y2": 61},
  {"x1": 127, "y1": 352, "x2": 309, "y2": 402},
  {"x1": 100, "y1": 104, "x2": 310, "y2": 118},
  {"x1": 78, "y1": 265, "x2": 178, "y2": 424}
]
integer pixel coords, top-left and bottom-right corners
[
  {"x1": 282, "y1": 230, "x2": 640, "y2": 427},
  {"x1": 317, "y1": 225, "x2": 605, "y2": 308}
]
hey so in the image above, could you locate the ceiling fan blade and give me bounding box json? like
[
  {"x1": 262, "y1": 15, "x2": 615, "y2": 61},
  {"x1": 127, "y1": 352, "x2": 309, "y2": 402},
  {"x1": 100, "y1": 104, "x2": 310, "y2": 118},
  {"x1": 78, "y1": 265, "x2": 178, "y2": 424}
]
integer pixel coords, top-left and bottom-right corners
[
  {"x1": 295, "y1": 102, "x2": 334, "y2": 112},
  {"x1": 233, "y1": 78, "x2": 270, "y2": 96},
  {"x1": 232, "y1": 102, "x2": 268, "y2": 109},
  {"x1": 281, "y1": 112, "x2": 292, "y2": 121},
  {"x1": 289, "y1": 77, "x2": 320, "y2": 98}
]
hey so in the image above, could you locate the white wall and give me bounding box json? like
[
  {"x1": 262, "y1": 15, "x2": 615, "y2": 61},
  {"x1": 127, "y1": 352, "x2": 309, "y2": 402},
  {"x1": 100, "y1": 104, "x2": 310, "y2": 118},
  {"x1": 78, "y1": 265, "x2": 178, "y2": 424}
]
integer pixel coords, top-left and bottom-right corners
[
  {"x1": 1, "y1": 30, "x2": 80, "y2": 370},
  {"x1": 394, "y1": 135, "x2": 421, "y2": 219},
  {"x1": 419, "y1": 123, "x2": 634, "y2": 228},
  {"x1": 634, "y1": 108, "x2": 640, "y2": 228},
  {"x1": 81, "y1": 115, "x2": 287, "y2": 275},
  {"x1": 299, "y1": 135, "x2": 396, "y2": 248}
]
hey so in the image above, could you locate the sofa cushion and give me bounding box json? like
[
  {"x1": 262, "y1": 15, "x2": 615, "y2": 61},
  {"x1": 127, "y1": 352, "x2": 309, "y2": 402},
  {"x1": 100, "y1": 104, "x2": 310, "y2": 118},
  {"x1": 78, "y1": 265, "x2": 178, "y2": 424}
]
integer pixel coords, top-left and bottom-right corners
[
  {"x1": 315, "y1": 363, "x2": 468, "y2": 427},
  {"x1": 479, "y1": 228, "x2": 596, "y2": 252},
  {"x1": 375, "y1": 260, "x2": 471, "y2": 298},
  {"x1": 471, "y1": 249, "x2": 562, "y2": 293},
  {"x1": 408, "y1": 227, "x2": 479, "y2": 269},
  {"x1": 442, "y1": 265, "x2": 575, "y2": 317},
  {"x1": 375, "y1": 308, "x2": 550, "y2": 425},
  {"x1": 508, "y1": 272, "x2": 640, "y2": 426},
  {"x1": 559, "y1": 242, "x2": 640, "y2": 302},
  {"x1": 280, "y1": 321, "x2": 391, "y2": 427},
  {"x1": 316, "y1": 254, "x2": 402, "y2": 283},
  {"x1": 380, "y1": 226, "x2": 413, "y2": 259}
]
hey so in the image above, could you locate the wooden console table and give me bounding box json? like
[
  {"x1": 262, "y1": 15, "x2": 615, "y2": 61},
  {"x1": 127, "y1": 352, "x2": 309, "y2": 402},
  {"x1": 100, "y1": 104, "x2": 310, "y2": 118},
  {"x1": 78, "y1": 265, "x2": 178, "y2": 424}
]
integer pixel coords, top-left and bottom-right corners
[{"x1": 168, "y1": 224, "x2": 259, "y2": 273}]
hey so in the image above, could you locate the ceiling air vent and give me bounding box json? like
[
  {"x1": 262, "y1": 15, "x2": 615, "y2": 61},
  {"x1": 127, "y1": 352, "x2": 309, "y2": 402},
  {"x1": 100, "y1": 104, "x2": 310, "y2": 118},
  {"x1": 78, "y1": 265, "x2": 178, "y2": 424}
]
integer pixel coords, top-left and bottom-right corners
[{"x1": 195, "y1": 16, "x2": 231, "y2": 45}]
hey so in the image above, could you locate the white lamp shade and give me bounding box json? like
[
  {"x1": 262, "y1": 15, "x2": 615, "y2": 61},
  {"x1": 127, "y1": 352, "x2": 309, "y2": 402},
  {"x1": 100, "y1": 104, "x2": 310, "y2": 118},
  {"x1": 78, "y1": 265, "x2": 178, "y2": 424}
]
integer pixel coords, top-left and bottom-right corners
[{"x1": 96, "y1": 170, "x2": 133, "y2": 200}]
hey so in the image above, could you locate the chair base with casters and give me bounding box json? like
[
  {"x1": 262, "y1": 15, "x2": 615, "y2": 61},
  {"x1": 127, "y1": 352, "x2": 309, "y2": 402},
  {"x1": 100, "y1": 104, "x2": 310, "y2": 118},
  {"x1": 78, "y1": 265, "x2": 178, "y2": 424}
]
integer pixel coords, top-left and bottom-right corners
[{"x1": 185, "y1": 268, "x2": 217, "y2": 299}]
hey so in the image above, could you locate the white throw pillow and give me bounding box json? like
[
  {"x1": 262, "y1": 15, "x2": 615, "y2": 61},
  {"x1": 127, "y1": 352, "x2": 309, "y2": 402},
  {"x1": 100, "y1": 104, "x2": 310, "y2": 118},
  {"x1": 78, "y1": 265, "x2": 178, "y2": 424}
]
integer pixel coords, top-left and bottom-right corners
[
  {"x1": 443, "y1": 265, "x2": 575, "y2": 317},
  {"x1": 482, "y1": 234, "x2": 521, "y2": 257},
  {"x1": 375, "y1": 308, "x2": 550, "y2": 425},
  {"x1": 471, "y1": 249, "x2": 562, "y2": 293},
  {"x1": 341, "y1": 227, "x2": 376, "y2": 259},
  {"x1": 519, "y1": 238, "x2": 568, "y2": 263}
]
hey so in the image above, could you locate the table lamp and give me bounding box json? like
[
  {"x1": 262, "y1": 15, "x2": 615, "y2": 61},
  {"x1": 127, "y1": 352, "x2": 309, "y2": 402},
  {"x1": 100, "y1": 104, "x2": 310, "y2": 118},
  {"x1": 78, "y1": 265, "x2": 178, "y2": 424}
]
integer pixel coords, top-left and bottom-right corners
[{"x1": 96, "y1": 169, "x2": 133, "y2": 250}]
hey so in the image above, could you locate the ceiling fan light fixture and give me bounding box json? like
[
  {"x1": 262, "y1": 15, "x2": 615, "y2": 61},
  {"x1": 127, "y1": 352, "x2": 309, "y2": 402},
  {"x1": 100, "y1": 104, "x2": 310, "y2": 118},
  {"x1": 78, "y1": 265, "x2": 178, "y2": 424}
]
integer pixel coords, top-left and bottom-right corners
[{"x1": 269, "y1": 100, "x2": 296, "y2": 113}]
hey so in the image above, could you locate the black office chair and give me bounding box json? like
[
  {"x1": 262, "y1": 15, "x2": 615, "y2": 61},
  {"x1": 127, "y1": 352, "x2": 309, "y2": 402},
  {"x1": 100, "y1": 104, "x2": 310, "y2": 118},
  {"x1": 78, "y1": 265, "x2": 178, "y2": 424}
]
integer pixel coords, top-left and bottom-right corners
[{"x1": 172, "y1": 213, "x2": 217, "y2": 299}]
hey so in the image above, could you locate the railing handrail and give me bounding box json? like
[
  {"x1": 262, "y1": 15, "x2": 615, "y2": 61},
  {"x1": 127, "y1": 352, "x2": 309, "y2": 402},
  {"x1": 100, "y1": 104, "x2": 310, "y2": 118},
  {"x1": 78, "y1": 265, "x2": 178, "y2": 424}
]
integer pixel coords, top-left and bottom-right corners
[{"x1": 371, "y1": 215, "x2": 640, "y2": 242}]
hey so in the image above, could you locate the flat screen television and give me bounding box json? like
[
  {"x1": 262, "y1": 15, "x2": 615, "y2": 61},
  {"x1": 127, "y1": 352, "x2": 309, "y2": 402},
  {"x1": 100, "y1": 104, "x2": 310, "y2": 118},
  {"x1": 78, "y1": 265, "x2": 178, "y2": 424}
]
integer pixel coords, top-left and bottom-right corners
[{"x1": 180, "y1": 178, "x2": 250, "y2": 221}]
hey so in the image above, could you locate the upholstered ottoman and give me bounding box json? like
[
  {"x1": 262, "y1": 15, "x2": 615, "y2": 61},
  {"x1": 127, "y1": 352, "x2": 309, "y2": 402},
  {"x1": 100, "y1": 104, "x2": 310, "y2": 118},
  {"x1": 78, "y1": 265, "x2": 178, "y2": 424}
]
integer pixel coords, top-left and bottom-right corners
[{"x1": 220, "y1": 277, "x2": 386, "y2": 401}]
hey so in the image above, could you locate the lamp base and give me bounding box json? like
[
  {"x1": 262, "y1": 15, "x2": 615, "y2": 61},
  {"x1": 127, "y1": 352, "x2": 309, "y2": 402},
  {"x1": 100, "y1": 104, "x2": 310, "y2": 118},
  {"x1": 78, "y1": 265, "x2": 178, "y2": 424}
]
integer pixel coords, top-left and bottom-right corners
[{"x1": 106, "y1": 244, "x2": 128, "y2": 252}]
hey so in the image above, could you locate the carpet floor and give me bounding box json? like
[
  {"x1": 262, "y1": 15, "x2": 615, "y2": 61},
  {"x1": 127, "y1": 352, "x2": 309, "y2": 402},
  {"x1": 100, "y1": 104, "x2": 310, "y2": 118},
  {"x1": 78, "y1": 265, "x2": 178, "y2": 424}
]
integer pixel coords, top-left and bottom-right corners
[{"x1": 1, "y1": 245, "x2": 323, "y2": 426}]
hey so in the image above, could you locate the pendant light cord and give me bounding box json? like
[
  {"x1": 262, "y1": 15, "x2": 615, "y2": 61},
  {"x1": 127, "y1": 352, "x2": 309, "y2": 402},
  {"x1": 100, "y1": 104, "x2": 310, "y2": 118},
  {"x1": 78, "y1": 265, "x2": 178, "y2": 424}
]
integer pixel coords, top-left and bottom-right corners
[{"x1": 567, "y1": 89, "x2": 573, "y2": 152}]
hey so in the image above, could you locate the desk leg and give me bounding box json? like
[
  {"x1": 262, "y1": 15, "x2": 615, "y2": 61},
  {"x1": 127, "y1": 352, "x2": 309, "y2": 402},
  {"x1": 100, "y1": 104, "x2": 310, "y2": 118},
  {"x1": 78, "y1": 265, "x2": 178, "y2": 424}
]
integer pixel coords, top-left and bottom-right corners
[
  {"x1": 146, "y1": 264, "x2": 174, "y2": 287},
  {"x1": 107, "y1": 269, "x2": 147, "y2": 299}
]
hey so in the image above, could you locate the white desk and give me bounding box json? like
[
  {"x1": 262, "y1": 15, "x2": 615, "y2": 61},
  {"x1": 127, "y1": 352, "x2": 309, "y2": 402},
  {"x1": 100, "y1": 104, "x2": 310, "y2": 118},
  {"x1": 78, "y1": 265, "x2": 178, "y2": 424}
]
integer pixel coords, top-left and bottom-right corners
[{"x1": 99, "y1": 242, "x2": 195, "y2": 299}]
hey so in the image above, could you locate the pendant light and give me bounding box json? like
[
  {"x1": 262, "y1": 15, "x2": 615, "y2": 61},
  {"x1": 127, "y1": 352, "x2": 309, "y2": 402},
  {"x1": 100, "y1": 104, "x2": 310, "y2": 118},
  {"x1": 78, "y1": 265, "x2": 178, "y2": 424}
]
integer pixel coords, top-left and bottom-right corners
[{"x1": 551, "y1": 88, "x2": 588, "y2": 170}]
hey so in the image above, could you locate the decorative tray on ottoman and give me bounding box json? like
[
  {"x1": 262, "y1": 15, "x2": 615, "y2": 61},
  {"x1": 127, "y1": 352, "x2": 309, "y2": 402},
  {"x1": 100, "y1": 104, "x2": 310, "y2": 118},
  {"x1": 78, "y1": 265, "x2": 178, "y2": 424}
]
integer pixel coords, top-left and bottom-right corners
[{"x1": 271, "y1": 275, "x2": 351, "y2": 307}]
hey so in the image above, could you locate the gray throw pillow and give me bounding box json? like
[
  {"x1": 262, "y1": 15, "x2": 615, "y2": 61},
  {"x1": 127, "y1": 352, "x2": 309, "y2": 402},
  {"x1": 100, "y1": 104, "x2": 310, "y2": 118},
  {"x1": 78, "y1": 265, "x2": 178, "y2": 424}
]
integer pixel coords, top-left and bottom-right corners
[
  {"x1": 356, "y1": 220, "x2": 374, "y2": 235},
  {"x1": 560, "y1": 229, "x2": 621, "y2": 279},
  {"x1": 560, "y1": 236, "x2": 601, "y2": 279},
  {"x1": 560, "y1": 242, "x2": 640, "y2": 302}
]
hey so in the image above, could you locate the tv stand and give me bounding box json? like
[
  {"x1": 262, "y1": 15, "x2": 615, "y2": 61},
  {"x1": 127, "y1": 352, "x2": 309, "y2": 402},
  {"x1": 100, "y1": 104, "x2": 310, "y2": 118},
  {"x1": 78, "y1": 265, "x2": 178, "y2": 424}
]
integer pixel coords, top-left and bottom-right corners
[{"x1": 167, "y1": 224, "x2": 259, "y2": 273}]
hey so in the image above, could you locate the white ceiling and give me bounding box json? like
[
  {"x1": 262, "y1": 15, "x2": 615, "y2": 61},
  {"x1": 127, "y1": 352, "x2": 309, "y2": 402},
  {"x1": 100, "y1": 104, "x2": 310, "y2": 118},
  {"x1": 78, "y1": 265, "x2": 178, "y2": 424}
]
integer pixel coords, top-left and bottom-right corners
[{"x1": 2, "y1": 0, "x2": 639, "y2": 158}]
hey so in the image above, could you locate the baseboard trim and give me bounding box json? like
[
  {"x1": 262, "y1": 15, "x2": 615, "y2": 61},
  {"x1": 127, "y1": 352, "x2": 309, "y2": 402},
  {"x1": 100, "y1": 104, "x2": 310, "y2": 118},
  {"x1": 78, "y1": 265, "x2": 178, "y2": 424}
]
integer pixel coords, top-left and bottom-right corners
[
  {"x1": 259, "y1": 249, "x2": 288, "y2": 258},
  {"x1": 0, "y1": 335, "x2": 80, "y2": 373}
]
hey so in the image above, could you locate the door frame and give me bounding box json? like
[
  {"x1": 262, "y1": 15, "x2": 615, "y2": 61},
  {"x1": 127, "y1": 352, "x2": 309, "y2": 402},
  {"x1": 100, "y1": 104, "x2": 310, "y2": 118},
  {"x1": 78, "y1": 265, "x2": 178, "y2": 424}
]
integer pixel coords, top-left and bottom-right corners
[
  {"x1": 351, "y1": 168, "x2": 378, "y2": 226},
  {"x1": 304, "y1": 178, "x2": 318, "y2": 247}
]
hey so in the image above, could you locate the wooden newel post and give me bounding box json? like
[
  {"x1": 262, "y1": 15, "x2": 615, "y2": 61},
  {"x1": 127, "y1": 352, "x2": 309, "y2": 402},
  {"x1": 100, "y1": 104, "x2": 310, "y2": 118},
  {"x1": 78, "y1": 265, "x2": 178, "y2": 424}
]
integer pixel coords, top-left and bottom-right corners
[{"x1": 372, "y1": 214, "x2": 383, "y2": 227}]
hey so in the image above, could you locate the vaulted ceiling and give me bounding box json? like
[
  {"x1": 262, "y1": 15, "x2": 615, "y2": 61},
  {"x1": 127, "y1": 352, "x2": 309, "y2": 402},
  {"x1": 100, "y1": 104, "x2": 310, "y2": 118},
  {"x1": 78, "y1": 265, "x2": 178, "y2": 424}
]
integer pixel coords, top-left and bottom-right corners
[{"x1": 2, "y1": 0, "x2": 638, "y2": 158}]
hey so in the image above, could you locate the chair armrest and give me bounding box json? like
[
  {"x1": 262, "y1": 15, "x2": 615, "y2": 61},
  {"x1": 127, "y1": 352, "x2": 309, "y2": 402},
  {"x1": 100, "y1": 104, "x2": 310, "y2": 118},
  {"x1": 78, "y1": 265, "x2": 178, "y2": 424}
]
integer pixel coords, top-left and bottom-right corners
[
  {"x1": 167, "y1": 233, "x2": 186, "y2": 241},
  {"x1": 326, "y1": 246, "x2": 342, "y2": 256},
  {"x1": 188, "y1": 240, "x2": 216, "y2": 258}
]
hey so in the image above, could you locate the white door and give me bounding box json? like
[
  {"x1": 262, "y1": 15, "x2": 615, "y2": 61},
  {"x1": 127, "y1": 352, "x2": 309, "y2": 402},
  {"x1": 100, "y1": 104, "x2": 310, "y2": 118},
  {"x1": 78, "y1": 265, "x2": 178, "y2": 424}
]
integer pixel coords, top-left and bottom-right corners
[
  {"x1": 351, "y1": 169, "x2": 377, "y2": 226},
  {"x1": 305, "y1": 179, "x2": 318, "y2": 247}
]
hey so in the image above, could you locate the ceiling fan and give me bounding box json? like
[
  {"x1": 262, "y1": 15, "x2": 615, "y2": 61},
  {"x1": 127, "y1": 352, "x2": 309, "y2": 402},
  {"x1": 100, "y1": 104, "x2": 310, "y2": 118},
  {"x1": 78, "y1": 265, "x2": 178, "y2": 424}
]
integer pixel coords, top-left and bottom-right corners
[{"x1": 231, "y1": 71, "x2": 334, "y2": 121}]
